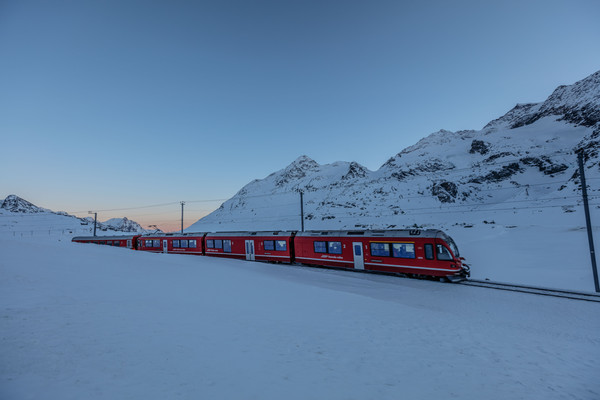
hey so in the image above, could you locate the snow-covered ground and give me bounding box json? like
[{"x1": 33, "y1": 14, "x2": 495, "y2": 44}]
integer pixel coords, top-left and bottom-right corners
[
  {"x1": 1, "y1": 235, "x2": 599, "y2": 399},
  {"x1": 450, "y1": 208, "x2": 600, "y2": 292}
]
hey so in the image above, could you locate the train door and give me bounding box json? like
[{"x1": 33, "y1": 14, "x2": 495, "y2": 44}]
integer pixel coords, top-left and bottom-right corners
[
  {"x1": 245, "y1": 240, "x2": 255, "y2": 261},
  {"x1": 353, "y1": 242, "x2": 364, "y2": 270},
  {"x1": 163, "y1": 240, "x2": 168, "y2": 254},
  {"x1": 127, "y1": 239, "x2": 132, "y2": 249}
]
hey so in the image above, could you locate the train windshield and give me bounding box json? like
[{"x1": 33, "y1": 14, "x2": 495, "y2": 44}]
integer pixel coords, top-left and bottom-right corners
[
  {"x1": 437, "y1": 231, "x2": 460, "y2": 258},
  {"x1": 446, "y1": 236, "x2": 460, "y2": 258}
]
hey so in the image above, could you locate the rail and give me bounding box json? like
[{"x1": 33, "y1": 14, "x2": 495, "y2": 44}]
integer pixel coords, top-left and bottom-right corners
[{"x1": 459, "y1": 278, "x2": 600, "y2": 303}]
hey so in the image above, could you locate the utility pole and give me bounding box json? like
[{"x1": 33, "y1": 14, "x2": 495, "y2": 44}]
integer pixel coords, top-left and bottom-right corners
[
  {"x1": 299, "y1": 190, "x2": 304, "y2": 232},
  {"x1": 577, "y1": 151, "x2": 599, "y2": 293},
  {"x1": 181, "y1": 201, "x2": 185, "y2": 234},
  {"x1": 89, "y1": 211, "x2": 97, "y2": 237}
]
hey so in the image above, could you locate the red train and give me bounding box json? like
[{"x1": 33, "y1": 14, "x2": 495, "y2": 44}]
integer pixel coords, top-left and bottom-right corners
[{"x1": 72, "y1": 229, "x2": 470, "y2": 280}]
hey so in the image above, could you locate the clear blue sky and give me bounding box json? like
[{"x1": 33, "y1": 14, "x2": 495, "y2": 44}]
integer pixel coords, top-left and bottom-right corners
[{"x1": 1, "y1": 0, "x2": 599, "y2": 231}]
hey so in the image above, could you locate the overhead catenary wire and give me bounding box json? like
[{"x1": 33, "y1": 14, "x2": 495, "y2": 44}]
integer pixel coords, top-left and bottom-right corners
[
  {"x1": 3, "y1": 151, "x2": 598, "y2": 230},
  {"x1": 194, "y1": 202, "x2": 600, "y2": 224},
  {"x1": 66, "y1": 159, "x2": 596, "y2": 216},
  {"x1": 1, "y1": 193, "x2": 599, "y2": 221}
]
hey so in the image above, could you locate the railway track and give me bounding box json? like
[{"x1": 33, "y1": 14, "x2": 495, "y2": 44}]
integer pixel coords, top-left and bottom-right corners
[{"x1": 459, "y1": 279, "x2": 600, "y2": 303}]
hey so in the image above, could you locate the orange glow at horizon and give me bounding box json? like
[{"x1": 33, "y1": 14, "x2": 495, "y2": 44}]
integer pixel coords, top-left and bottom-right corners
[{"x1": 73, "y1": 209, "x2": 214, "y2": 234}]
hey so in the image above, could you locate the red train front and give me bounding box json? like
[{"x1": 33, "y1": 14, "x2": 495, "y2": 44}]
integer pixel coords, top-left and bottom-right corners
[{"x1": 294, "y1": 229, "x2": 469, "y2": 279}]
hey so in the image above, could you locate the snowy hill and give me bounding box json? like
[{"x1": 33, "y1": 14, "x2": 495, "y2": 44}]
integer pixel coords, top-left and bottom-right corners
[
  {"x1": 0, "y1": 195, "x2": 158, "y2": 238},
  {"x1": 187, "y1": 70, "x2": 600, "y2": 291}
]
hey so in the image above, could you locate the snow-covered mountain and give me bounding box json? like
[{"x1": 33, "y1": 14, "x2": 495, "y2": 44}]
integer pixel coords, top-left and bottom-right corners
[
  {"x1": 102, "y1": 217, "x2": 147, "y2": 233},
  {"x1": 1, "y1": 194, "x2": 52, "y2": 213},
  {"x1": 189, "y1": 69, "x2": 600, "y2": 233},
  {"x1": 0, "y1": 195, "x2": 159, "y2": 237}
]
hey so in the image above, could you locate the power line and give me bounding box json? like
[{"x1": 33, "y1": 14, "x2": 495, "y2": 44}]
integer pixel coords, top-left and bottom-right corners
[
  {"x1": 3, "y1": 152, "x2": 598, "y2": 226},
  {"x1": 194, "y1": 201, "x2": 600, "y2": 224},
  {"x1": 2, "y1": 194, "x2": 598, "y2": 221},
  {"x1": 67, "y1": 201, "x2": 182, "y2": 214}
]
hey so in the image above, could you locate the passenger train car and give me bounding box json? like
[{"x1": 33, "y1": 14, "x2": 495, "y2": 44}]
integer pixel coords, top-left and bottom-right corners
[
  {"x1": 203, "y1": 232, "x2": 295, "y2": 263},
  {"x1": 137, "y1": 233, "x2": 203, "y2": 255},
  {"x1": 294, "y1": 230, "x2": 465, "y2": 277},
  {"x1": 72, "y1": 229, "x2": 469, "y2": 279},
  {"x1": 72, "y1": 235, "x2": 140, "y2": 249}
]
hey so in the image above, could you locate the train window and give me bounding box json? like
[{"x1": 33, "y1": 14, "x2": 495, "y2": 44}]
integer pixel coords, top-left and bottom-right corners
[
  {"x1": 276, "y1": 240, "x2": 287, "y2": 251},
  {"x1": 145, "y1": 240, "x2": 153, "y2": 247},
  {"x1": 314, "y1": 241, "x2": 327, "y2": 253},
  {"x1": 107, "y1": 241, "x2": 113, "y2": 245},
  {"x1": 173, "y1": 240, "x2": 180, "y2": 248},
  {"x1": 328, "y1": 241, "x2": 342, "y2": 254},
  {"x1": 181, "y1": 240, "x2": 188, "y2": 248},
  {"x1": 114, "y1": 241, "x2": 120, "y2": 246},
  {"x1": 223, "y1": 240, "x2": 232, "y2": 253},
  {"x1": 392, "y1": 243, "x2": 415, "y2": 259},
  {"x1": 264, "y1": 240, "x2": 275, "y2": 251},
  {"x1": 370, "y1": 242, "x2": 390, "y2": 257},
  {"x1": 206, "y1": 240, "x2": 214, "y2": 249},
  {"x1": 424, "y1": 244, "x2": 434, "y2": 260},
  {"x1": 153, "y1": 240, "x2": 160, "y2": 248},
  {"x1": 189, "y1": 240, "x2": 197, "y2": 248},
  {"x1": 436, "y1": 244, "x2": 453, "y2": 261},
  {"x1": 100, "y1": 241, "x2": 106, "y2": 245},
  {"x1": 214, "y1": 240, "x2": 223, "y2": 249}
]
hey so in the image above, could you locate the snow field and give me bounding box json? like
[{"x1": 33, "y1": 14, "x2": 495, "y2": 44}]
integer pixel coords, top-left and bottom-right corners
[{"x1": 1, "y1": 238, "x2": 599, "y2": 399}]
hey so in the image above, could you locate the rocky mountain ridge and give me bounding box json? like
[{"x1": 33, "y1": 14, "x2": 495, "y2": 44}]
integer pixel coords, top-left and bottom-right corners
[
  {"x1": 188, "y1": 69, "x2": 600, "y2": 233},
  {"x1": 1, "y1": 195, "x2": 52, "y2": 213}
]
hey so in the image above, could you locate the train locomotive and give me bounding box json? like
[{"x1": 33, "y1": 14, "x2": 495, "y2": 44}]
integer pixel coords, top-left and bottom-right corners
[{"x1": 72, "y1": 229, "x2": 470, "y2": 280}]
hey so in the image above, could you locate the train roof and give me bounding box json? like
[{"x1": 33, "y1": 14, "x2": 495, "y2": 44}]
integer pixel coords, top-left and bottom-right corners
[
  {"x1": 139, "y1": 229, "x2": 451, "y2": 239},
  {"x1": 296, "y1": 229, "x2": 448, "y2": 239},
  {"x1": 205, "y1": 231, "x2": 296, "y2": 237},
  {"x1": 140, "y1": 231, "x2": 298, "y2": 238},
  {"x1": 140, "y1": 232, "x2": 207, "y2": 238},
  {"x1": 72, "y1": 235, "x2": 140, "y2": 241}
]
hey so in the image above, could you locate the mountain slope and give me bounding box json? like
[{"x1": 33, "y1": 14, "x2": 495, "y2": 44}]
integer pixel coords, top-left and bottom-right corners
[{"x1": 188, "y1": 69, "x2": 600, "y2": 233}]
